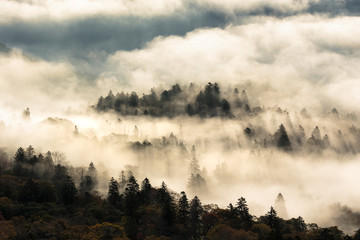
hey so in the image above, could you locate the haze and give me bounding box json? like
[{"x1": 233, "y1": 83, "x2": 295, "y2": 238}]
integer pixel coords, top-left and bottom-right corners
[{"x1": 1, "y1": 0, "x2": 360, "y2": 235}]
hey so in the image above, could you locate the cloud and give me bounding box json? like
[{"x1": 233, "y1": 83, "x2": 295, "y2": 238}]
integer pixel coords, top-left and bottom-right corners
[
  {"x1": 102, "y1": 15, "x2": 360, "y2": 112},
  {"x1": 0, "y1": 10, "x2": 228, "y2": 73},
  {"x1": 0, "y1": 49, "x2": 96, "y2": 118},
  {"x1": 1, "y1": 0, "x2": 359, "y2": 75}
]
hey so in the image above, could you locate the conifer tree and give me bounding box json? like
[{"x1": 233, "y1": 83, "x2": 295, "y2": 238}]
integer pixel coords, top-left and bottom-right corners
[
  {"x1": 61, "y1": 175, "x2": 77, "y2": 205},
  {"x1": 107, "y1": 177, "x2": 120, "y2": 207},
  {"x1": 178, "y1": 191, "x2": 190, "y2": 224},
  {"x1": 189, "y1": 196, "x2": 203, "y2": 240}
]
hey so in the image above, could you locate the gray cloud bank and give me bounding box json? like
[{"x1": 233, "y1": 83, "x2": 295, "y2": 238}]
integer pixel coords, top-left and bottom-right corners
[{"x1": 1, "y1": 0, "x2": 360, "y2": 70}]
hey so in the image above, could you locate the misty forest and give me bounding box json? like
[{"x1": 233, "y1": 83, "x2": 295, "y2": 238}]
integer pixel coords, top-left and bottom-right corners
[{"x1": 1, "y1": 0, "x2": 360, "y2": 239}]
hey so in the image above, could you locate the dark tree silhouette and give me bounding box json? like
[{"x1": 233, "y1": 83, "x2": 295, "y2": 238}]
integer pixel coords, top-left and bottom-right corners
[
  {"x1": 13, "y1": 147, "x2": 26, "y2": 176},
  {"x1": 61, "y1": 175, "x2": 77, "y2": 205},
  {"x1": 189, "y1": 196, "x2": 203, "y2": 240},
  {"x1": 178, "y1": 191, "x2": 190, "y2": 224},
  {"x1": 235, "y1": 197, "x2": 252, "y2": 226},
  {"x1": 124, "y1": 175, "x2": 140, "y2": 216},
  {"x1": 107, "y1": 177, "x2": 121, "y2": 207},
  {"x1": 274, "y1": 124, "x2": 292, "y2": 151}
]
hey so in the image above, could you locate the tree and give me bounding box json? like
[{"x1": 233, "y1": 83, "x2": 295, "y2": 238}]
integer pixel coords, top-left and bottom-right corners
[
  {"x1": 178, "y1": 191, "x2": 190, "y2": 224},
  {"x1": 263, "y1": 206, "x2": 279, "y2": 230},
  {"x1": 354, "y1": 228, "x2": 360, "y2": 240},
  {"x1": 221, "y1": 99, "x2": 231, "y2": 114},
  {"x1": 187, "y1": 173, "x2": 207, "y2": 196},
  {"x1": 140, "y1": 178, "x2": 152, "y2": 205},
  {"x1": 235, "y1": 197, "x2": 252, "y2": 227},
  {"x1": 25, "y1": 145, "x2": 35, "y2": 160},
  {"x1": 189, "y1": 196, "x2": 203, "y2": 240},
  {"x1": 87, "y1": 162, "x2": 98, "y2": 188},
  {"x1": 79, "y1": 174, "x2": 93, "y2": 194},
  {"x1": 124, "y1": 175, "x2": 140, "y2": 216},
  {"x1": 141, "y1": 178, "x2": 151, "y2": 192},
  {"x1": 0, "y1": 150, "x2": 10, "y2": 174},
  {"x1": 162, "y1": 189, "x2": 177, "y2": 229},
  {"x1": 274, "y1": 124, "x2": 292, "y2": 151},
  {"x1": 119, "y1": 170, "x2": 127, "y2": 193},
  {"x1": 13, "y1": 147, "x2": 26, "y2": 176},
  {"x1": 107, "y1": 177, "x2": 120, "y2": 207},
  {"x1": 288, "y1": 216, "x2": 306, "y2": 232},
  {"x1": 41, "y1": 151, "x2": 54, "y2": 180},
  {"x1": 129, "y1": 92, "x2": 139, "y2": 107},
  {"x1": 53, "y1": 164, "x2": 67, "y2": 183},
  {"x1": 61, "y1": 175, "x2": 77, "y2": 205}
]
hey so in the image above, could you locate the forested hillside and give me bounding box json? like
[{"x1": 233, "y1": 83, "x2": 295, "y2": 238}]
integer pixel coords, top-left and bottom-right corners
[{"x1": 0, "y1": 147, "x2": 358, "y2": 239}]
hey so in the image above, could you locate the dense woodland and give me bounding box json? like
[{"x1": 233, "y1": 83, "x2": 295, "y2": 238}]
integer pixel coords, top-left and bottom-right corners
[
  {"x1": 1, "y1": 146, "x2": 360, "y2": 240},
  {"x1": 0, "y1": 83, "x2": 359, "y2": 239},
  {"x1": 94, "y1": 82, "x2": 250, "y2": 118},
  {"x1": 94, "y1": 82, "x2": 360, "y2": 156}
]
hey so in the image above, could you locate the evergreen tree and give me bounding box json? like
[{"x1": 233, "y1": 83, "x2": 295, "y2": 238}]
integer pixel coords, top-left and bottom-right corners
[
  {"x1": 61, "y1": 175, "x2": 77, "y2": 205},
  {"x1": 162, "y1": 189, "x2": 177, "y2": 229},
  {"x1": 141, "y1": 177, "x2": 151, "y2": 192},
  {"x1": 42, "y1": 151, "x2": 54, "y2": 180},
  {"x1": 274, "y1": 124, "x2": 292, "y2": 151},
  {"x1": 189, "y1": 196, "x2": 203, "y2": 240},
  {"x1": 87, "y1": 162, "x2": 98, "y2": 188},
  {"x1": 25, "y1": 145, "x2": 35, "y2": 160},
  {"x1": 107, "y1": 177, "x2": 120, "y2": 207},
  {"x1": 264, "y1": 206, "x2": 279, "y2": 229},
  {"x1": 79, "y1": 174, "x2": 93, "y2": 194},
  {"x1": 140, "y1": 177, "x2": 152, "y2": 204},
  {"x1": 53, "y1": 164, "x2": 67, "y2": 182},
  {"x1": 129, "y1": 92, "x2": 139, "y2": 107},
  {"x1": 178, "y1": 191, "x2": 190, "y2": 224},
  {"x1": 119, "y1": 170, "x2": 127, "y2": 193},
  {"x1": 235, "y1": 197, "x2": 252, "y2": 226},
  {"x1": 124, "y1": 175, "x2": 140, "y2": 216},
  {"x1": 13, "y1": 147, "x2": 26, "y2": 176},
  {"x1": 221, "y1": 99, "x2": 231, "y2": 114}
]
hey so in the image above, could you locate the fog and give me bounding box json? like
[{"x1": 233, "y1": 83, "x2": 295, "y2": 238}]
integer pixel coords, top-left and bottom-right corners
[
  {"x1": 1, "y1": 0, "x2": 360, "y2": 235},
  {"x1": 1, "y1": 100, "x2": 360, "y2": 232}
]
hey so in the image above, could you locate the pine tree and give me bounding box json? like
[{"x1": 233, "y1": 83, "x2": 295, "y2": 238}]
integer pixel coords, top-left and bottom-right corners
[
  {"x1": 13, "y1": 147, "x2": 26, "y2": 176},
  {"x1": 189, "y1": 196, "x2": 203, "y2": 240},
  {"x1": 235, "y1": 197, "x2": 252, "y2": 224},
  {"x1": 274, "y1": 124, "x2": 292, "y2": 151},
  {"x1": 141, "y1": 178, "x2": 151, "y2": 192},
  {"x1": 264, "y1": 206, "x2": 279, "y2": 229},
  {"x1": 124, "y1": 175, "x2": 139, "y2": 216},
  {"x1": 61, "y1": 175, "x2": 77, "y2": 205},
  {"x1": 162, "y1": 190, "x2": 176, "y2": 228},
  {"x1": 79, "y1": 171, "x2": 93, "y2": 194},
  {"x1": 107, "y1": 177, "x2": 120, "y2": 207},
  {"x1": 140, "y1": 178, "x2": 152, "y2": 204},
  {"x1": 178, "y1": 191, "x2": 190, "y2": 224},
  {"x1": 87, "y1": 162, "x2": 98, "y2": 188},
  {"x1": 119, "y1": 170, "x2": 127, "y2": 193}
]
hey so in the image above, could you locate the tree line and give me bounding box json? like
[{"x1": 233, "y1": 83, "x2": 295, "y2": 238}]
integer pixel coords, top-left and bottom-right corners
[
  {"x1": 1, "y1": 146, "x2": 360, "y2": 239},
  {"x1": 94, "y1": 82, "x2": 252, "y2": 118}
]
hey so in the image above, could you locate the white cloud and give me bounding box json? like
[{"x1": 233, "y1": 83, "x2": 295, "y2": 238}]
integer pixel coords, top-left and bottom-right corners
[{"x1": 103, "y1": 15, "x2": 360, "y2": 112}]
